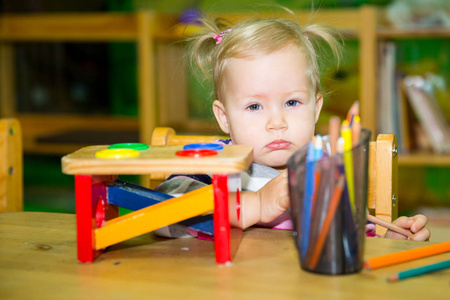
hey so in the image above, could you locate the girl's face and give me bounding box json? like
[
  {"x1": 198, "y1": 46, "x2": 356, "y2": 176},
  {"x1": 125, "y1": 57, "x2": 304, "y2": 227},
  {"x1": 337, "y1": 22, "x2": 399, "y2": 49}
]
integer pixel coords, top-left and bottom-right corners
[{"x1": 213, "y1": 46, "x2": 322, "y2": 169}]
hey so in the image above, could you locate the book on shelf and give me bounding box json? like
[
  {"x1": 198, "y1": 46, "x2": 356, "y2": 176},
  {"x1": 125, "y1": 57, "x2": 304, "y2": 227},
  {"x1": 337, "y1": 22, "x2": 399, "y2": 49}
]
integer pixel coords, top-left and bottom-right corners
[
  {"x1": 396, "y1": 73, "x2": 412, "y2": 153},
  {"x1": 377, "y1": 41, "x2": 450, "y2": 154},
  {"x1": 403, "y1": 75, "x2": 450, "y2": 154},
  {"x1": 378, "y1": 41, "x2": 406, "y2": 152},
  {"x1": 377, "y1": 42, "x2": 394, "y2": 134}
]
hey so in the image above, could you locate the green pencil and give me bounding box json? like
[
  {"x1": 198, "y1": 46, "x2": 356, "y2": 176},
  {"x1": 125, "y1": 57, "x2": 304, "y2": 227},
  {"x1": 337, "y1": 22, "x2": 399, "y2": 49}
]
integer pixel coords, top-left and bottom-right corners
[{"x1": 387, "y1": 259, "x2": 450, "y2": 282}]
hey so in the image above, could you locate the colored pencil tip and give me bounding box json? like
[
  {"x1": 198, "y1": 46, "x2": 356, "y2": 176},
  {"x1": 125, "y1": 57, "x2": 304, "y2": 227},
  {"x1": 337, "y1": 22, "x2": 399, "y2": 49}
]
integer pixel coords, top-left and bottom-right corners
[
  {"x1": 337, "y1": 137, "x2": 345, "y2": 154},
  {"x1": 314, "y1": 134, "x2": 323, "y2": 147},
  {"x1": 387, "y1": 274, "x2": 399, "y2": 282},
  {"x1": 330, "y1": 116, "x2": 340, "y2": 122}
]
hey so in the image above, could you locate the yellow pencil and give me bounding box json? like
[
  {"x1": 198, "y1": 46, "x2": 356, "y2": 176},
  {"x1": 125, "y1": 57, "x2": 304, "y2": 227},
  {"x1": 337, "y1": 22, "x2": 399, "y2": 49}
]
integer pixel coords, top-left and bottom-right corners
[{"x1": 341, "y1": 120, "x2": 355, "y2": 216}]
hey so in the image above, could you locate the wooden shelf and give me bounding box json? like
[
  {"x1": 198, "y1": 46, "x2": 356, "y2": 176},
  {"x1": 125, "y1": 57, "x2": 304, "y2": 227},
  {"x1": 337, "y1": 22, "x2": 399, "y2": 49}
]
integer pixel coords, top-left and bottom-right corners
[
  {"x1": 398, "y1": 153, "x2": 450, "y2": 167},
  {"x1": 17, "y1": 114, "x2": 139, "y2": 155},
  {"x1": 0, "y1": 12, "x2": 178, "y2": 41},
  {"x1": 377, "y1": 27, "x2": 450, "y2": 39}
]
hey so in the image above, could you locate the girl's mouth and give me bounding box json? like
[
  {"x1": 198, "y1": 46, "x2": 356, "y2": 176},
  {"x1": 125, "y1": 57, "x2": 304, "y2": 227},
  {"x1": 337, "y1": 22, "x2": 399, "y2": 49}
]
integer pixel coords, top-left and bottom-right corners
[{"x1": 266, "y1": 140, "x2": 291, "y2": 150}]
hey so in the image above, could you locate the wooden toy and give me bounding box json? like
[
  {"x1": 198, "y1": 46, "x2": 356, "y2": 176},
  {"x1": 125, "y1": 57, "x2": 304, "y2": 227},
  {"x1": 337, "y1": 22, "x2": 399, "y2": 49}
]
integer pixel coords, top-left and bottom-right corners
[{"x1": 61, "y1": 144, "x2": 253, "y2": 264}]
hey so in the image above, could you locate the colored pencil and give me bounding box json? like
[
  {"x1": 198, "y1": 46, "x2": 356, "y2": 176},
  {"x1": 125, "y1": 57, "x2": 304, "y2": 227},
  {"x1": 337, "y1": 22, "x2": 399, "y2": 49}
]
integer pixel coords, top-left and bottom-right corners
[
  {"x1": 346, "y1": 100, "x2": 360, "y2": 125},
  {"x1": 366, "y1": 214, "x2": 413, "y2": 238},
  {"x1": 310, "y1": 167, "x2": 322, "y2": 215},
  {"x1": 308, "y1": 174, "x2": 346, "y2": 269},
  {"x1": 328, "y1": 116, "x2": 341, "y2": 155},
  {"x1": 387, "y1": 259, "x2": 450, "y2": 282},
  {"x1": 301, "y1": 141, "x2": 315, "y2": 259},
  {"x1": 310, "y1": 135, "x2": 323, "y2": 214},
  {"x1": 351, "y1": 115, "x2": 361, "y2": 147},
  {"x1": 314, "y1": 134, "x2": 323, "y2": 161},
  {"x1": 337, "y1": 136, "x2": 344, "y2": 154},
  {"x1": 304, "y1": 160, "x2": 332, "y2": 264},
  {"x1": 341, "y1": 183, "x2": 357, "y2": 272},
  {"x1": 364, "y1": 241, "x2": 450, "y2": 270},
  {"x1": 341, "y1": 120, "x2": 355, "y2": 216}
]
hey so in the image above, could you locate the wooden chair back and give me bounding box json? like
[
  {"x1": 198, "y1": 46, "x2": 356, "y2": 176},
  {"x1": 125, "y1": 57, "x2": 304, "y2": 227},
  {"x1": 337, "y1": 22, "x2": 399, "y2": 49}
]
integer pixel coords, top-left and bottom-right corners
[
  {"x1": 368, "y1": 134, "x2": 398, "y2": 235},
  {"x1": 0, "y1": 118, "x2": 23, "y2": 212},
  {"x1": 151, "y1": 127, "x2": 398, "y2": 235}
]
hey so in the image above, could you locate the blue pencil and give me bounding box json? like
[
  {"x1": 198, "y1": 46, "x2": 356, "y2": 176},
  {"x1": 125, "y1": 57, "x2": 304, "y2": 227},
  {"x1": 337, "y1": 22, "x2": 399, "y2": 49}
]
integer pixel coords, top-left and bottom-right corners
[
  {"x1": 387, "y1": 259, "x2": 450, "y2": 282},
  {"x1": 301, "y1": 141, "x2": 315, "y2": 259}
]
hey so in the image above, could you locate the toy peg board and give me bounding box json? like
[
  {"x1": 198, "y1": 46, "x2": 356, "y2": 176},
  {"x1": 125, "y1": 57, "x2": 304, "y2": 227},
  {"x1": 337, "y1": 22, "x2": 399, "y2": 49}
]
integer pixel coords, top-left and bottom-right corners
[{"x1": 61, "y1": 145, "x2": 253, "y2": 175}]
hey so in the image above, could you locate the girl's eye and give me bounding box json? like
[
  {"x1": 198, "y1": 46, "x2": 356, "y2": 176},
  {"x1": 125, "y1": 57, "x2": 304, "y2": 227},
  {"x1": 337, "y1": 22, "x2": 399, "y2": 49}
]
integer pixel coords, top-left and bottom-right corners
[
  {"x1": 286, "y1": 100, "x2": 300, "y2": 107},
  {"x1": 247, "y1": 104, "x2": 261, "y2": 111}
]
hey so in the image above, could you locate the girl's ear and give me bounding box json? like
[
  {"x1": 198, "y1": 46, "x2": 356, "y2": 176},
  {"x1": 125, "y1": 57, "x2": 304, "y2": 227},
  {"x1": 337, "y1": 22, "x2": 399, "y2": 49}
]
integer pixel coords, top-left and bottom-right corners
[
  {"x1": 314, "y1": 93, "x2": 324, "y2": 123},
  {"x1": 212, "y1": 100, "x2": 230, "y2": 134}
]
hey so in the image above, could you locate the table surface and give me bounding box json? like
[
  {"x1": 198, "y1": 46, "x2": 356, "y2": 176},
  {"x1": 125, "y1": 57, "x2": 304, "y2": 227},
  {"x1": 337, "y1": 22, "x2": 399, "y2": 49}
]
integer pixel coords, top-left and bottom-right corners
[
  {"x1": 61, "y1": 145, "x2": 254, "y2": 175},
  {"x1": 1, "y1": 212, "x2": 449, "y2": 300}
]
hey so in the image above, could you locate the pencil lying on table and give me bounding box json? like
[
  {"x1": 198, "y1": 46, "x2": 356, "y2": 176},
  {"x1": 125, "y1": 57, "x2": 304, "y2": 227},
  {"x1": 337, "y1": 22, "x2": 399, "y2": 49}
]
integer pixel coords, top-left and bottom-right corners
[
  {"x1": 387, "y1": 259, "x2": 450, "y2": 282},
  {"x1": 364, "y1": 241, "x2": 450, "y2": 270},
  {"x1": 366, "y1": 214, "x2": 413, "y2": 238}
]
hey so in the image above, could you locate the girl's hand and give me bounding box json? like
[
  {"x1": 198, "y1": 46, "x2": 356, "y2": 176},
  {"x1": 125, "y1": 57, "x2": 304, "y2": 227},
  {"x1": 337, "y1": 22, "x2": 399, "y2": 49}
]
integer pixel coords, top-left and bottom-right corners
[
  {"x1": 257, "y1": 170, "x2": 290, "y2": 223},
  {"x1": 384, "y1": 214, "x2": 431, "y2": 241}
]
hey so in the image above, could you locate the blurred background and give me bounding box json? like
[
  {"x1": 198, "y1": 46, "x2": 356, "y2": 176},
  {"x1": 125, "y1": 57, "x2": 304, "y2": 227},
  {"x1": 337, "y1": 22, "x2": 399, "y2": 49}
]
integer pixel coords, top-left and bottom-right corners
[{"x1": 1, "y1": 0, "x2": 449, "y2": 220}]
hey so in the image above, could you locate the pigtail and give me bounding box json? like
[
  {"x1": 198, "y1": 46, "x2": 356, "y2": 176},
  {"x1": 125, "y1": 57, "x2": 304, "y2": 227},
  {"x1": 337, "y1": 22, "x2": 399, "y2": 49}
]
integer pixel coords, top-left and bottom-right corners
[
  {"x1": 185, "y1": 18, "x2": 231, "y2": 83},
  {"x1": 301, "y1": 23, "x2": 342, "y2": 68},
  {"x1": 299, "y1": 22, "x2": 343, "y2": 95}
]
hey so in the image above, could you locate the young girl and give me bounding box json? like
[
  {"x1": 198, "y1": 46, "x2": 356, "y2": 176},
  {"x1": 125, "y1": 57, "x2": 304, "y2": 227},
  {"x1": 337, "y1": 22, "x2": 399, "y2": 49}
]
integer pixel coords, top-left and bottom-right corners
[{"x1": 155, "y1": 15, "x2": 430, "y2": 241}]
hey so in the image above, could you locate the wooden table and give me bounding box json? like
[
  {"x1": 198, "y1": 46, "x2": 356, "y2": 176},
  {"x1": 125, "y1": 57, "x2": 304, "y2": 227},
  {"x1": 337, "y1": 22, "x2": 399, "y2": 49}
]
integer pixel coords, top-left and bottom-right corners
[{"x1": 1, "y1": 212, "x2": 449, "y2": 299}]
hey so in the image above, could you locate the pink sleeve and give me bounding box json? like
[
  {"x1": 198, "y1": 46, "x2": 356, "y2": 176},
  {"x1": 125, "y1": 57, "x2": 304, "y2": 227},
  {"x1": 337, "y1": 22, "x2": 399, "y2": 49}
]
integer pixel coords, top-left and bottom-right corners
[{"x1": 255, "y1": 213, "x2": 293, "y2": 230}]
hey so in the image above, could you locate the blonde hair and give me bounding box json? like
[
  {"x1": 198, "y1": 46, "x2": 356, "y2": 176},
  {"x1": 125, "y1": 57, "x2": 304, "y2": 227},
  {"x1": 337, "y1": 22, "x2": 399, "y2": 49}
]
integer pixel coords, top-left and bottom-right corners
[{"x1": 186, "y1": 14, "x2": 342, "y2": 101}]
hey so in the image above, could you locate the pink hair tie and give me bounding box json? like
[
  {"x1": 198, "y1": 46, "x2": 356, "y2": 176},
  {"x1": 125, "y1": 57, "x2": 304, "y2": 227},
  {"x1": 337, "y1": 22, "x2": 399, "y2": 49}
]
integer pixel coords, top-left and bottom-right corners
[{"x1": 213, "y1": 29, "x2": 231, "y2": 45}]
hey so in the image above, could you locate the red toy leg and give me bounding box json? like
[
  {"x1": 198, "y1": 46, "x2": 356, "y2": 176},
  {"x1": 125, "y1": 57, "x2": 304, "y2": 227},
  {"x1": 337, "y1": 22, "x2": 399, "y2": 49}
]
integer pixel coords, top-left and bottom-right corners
[
  {"x1": 213, "y1": 174, "x2": 243, "y2": 264},
  {"x1": 75, "y1": 174, "x2": 118, "y2": 263}
]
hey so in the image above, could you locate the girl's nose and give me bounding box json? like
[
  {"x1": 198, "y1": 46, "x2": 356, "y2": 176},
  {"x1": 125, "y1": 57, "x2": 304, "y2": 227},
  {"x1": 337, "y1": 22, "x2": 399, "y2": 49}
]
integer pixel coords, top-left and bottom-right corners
[{"x1": 266, "y1": 112, "x2": 287, "y2": 131}]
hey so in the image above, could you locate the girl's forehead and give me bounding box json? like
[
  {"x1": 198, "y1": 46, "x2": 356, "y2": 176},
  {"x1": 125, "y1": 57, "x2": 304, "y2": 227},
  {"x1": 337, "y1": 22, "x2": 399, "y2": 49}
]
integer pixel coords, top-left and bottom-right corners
[
  {"x1": 217, "y1": 45, "x2": 314, "y2": 100},
  {"x1": 226, "y1": 47, "x2": 308, "y2": 77},
  {"x1": 224, "y1": 52, "x2": 311, "y2": 97},
  {"x1": 231, "y1": 44, "x2": 305, "y2": 61},
  {"x1": 226, "y1": 46, "x2": 307, "y2": 70}
]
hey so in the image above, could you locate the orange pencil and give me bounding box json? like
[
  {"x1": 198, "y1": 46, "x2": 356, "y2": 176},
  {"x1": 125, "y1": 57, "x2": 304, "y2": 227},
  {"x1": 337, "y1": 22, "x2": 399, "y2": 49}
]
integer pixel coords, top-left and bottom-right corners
[
  {"x1": 366, "y1": 214, "x2": 413, "y2": 238},
  {"x1": 364, "y1": 241, "x2": 450, "y2": 270},
  {"x1": 308, "y1": 175, "x2": 345, "y2": 269},
  {"x1": 310, "y1": 170, "x2": 322, "y2": 216}
]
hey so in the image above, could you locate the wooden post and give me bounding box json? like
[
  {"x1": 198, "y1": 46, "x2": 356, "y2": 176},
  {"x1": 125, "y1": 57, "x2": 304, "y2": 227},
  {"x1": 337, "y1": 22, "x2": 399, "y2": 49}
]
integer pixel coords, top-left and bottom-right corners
[
  {"x1": 0, "y1": 44, "x2": 15, "y2": 117},
  {"x1": 375, "y1": 134, "x2": 398, "y2": 236},
  {"x1": 0, "y1": 118, "x2": 22, "y2": 212},
  {"x1": 137, "y1": 11, "x2": 156, "y2": 145},
  {"x1": 359, "y1": 6, "x2": 378, "y2": 140}
]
